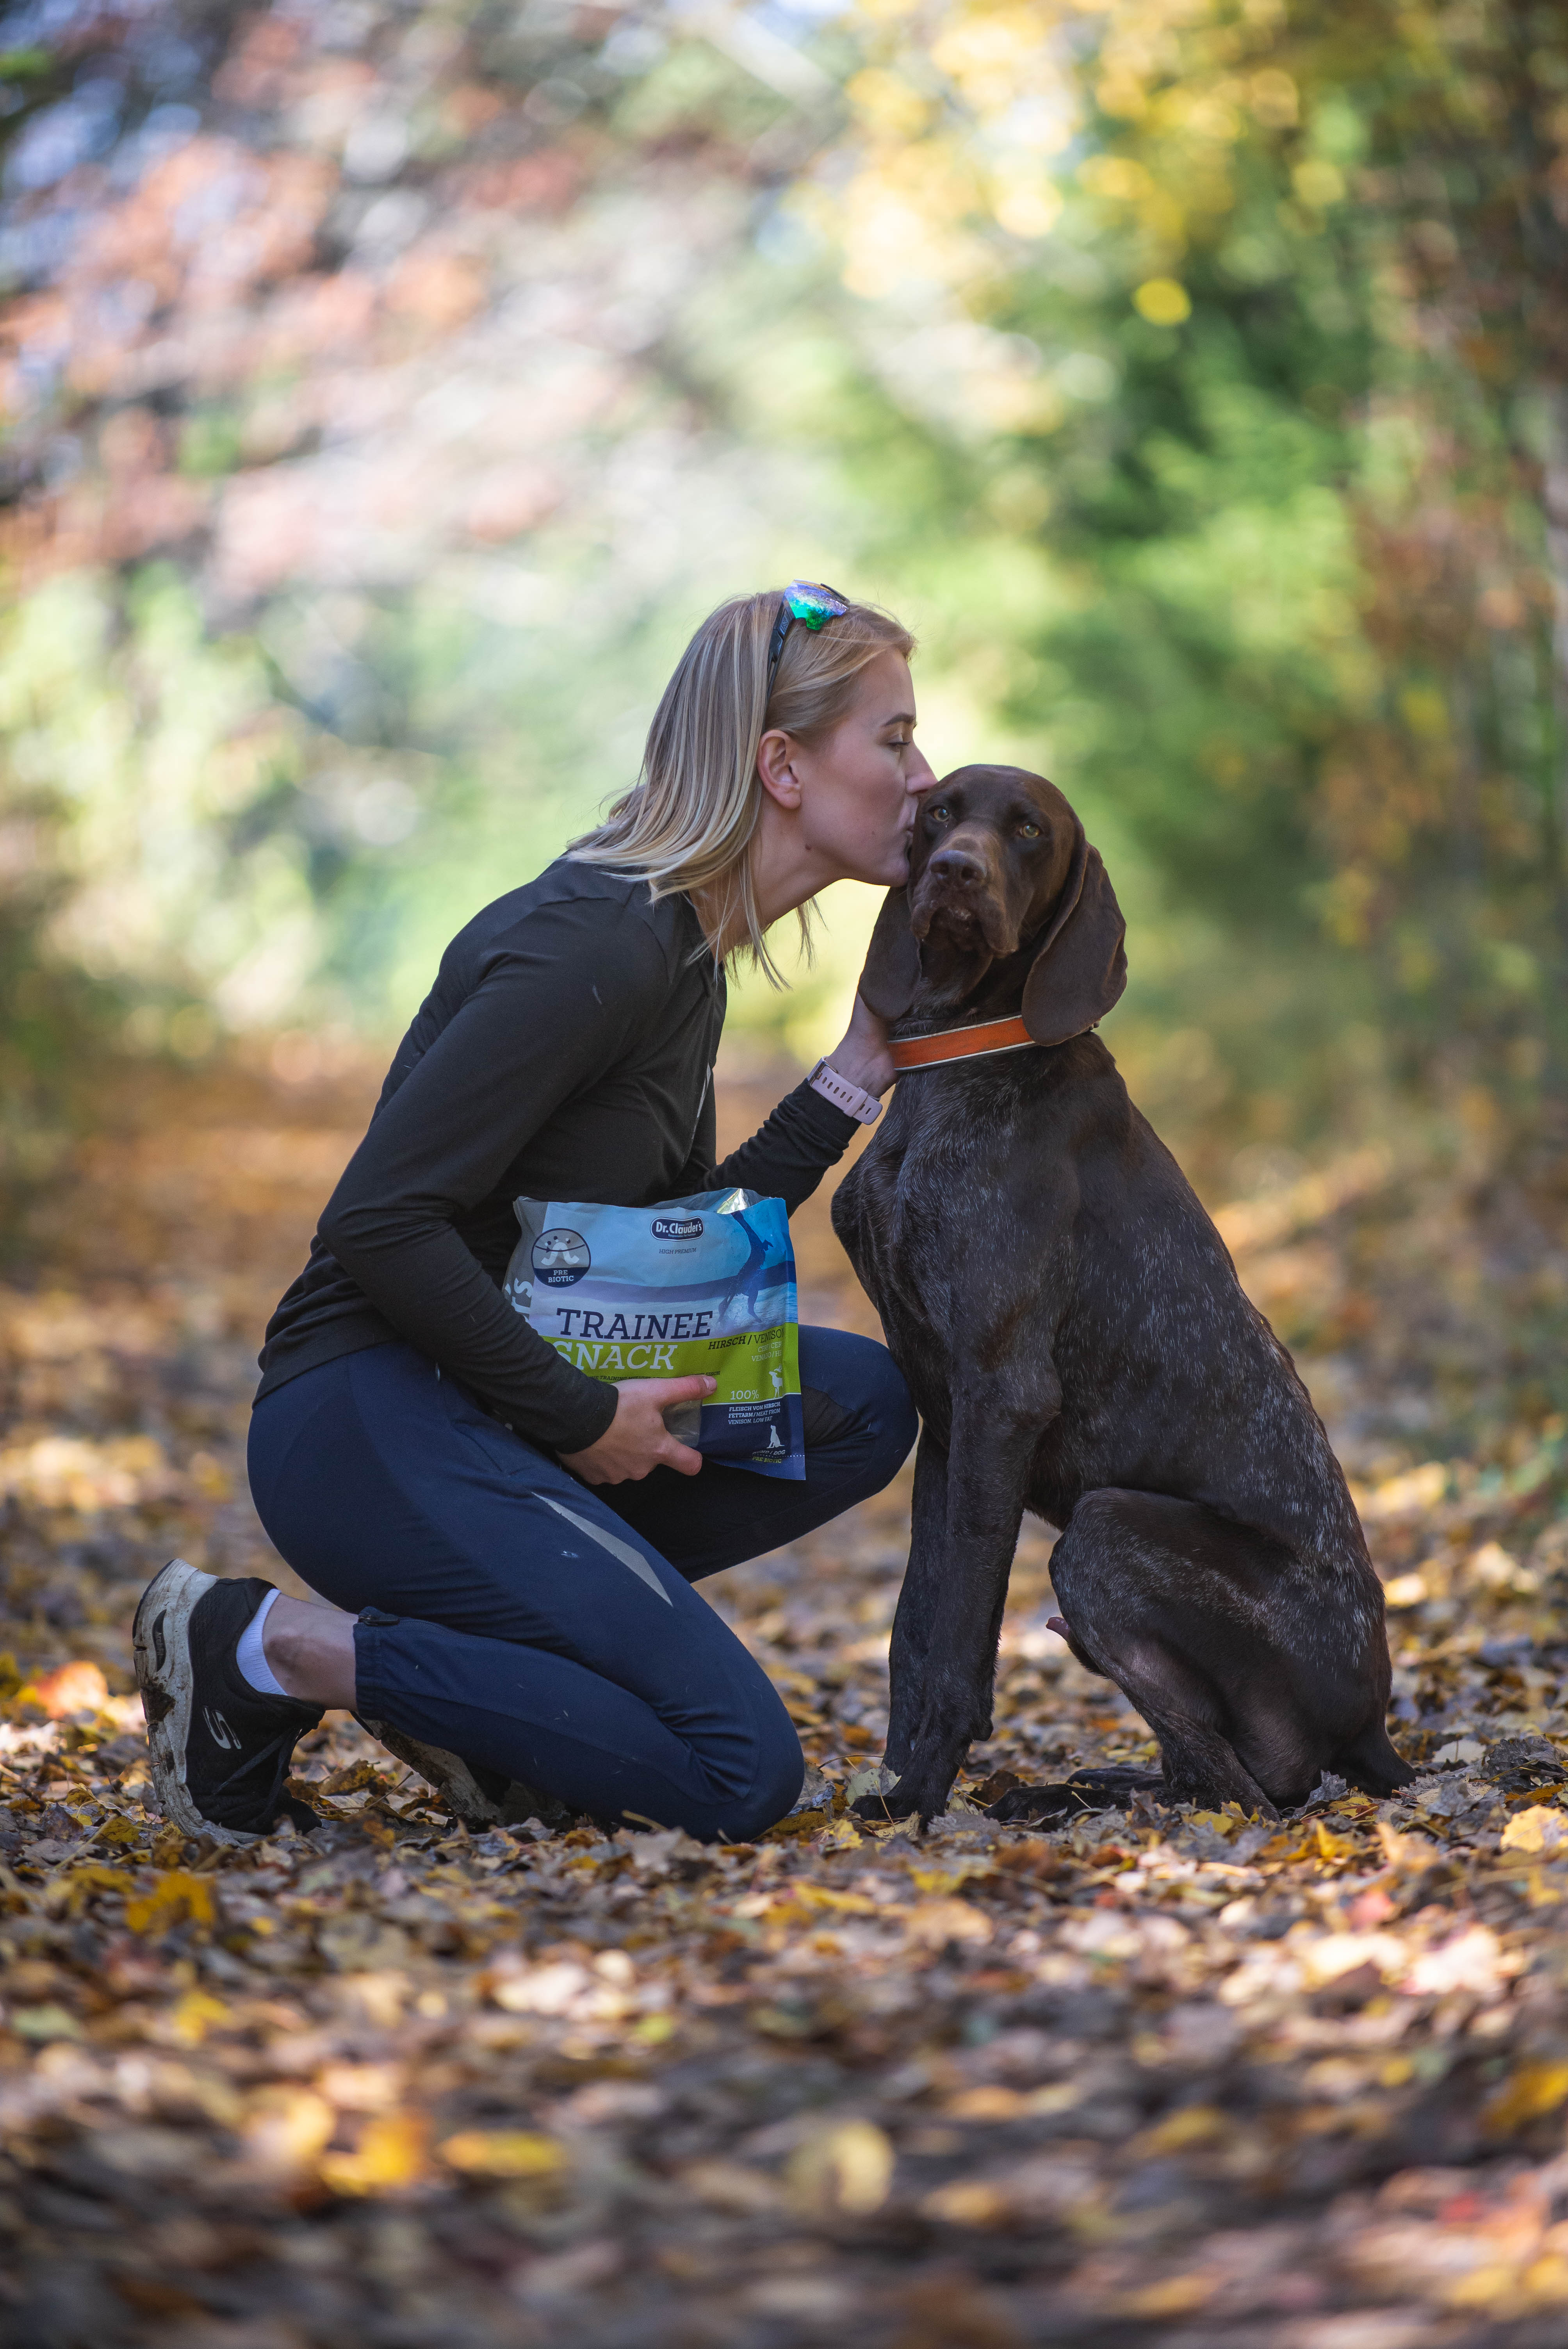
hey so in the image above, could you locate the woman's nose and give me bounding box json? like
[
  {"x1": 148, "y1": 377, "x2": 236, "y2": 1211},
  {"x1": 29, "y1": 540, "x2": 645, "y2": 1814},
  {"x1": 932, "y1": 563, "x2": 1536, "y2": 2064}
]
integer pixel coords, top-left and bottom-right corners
[{"x1": 907, "y1": 746, "x2": 937, "y2": 793}]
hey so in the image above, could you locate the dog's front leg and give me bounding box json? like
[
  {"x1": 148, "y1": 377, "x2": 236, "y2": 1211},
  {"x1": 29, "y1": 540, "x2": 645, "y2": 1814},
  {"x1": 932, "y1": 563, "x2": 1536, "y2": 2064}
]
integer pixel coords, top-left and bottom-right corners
[
  {"x1": 883, "y1": 1429, "x2": 948, "y2": 1776},
  {"x1": 864, "y1": 1380, "x2": 1051, "y2": 1827}
]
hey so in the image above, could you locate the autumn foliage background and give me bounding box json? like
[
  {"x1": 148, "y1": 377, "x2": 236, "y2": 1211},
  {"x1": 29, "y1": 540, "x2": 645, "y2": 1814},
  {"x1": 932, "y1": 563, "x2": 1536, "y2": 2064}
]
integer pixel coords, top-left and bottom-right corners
[{"x1": 5, "y1": 5, "x2": 1568, "y2": 2347}]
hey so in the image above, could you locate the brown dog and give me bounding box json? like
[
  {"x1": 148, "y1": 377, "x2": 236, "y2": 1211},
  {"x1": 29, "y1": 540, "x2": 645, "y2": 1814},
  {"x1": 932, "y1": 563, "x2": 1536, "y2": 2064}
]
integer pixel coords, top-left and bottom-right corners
[{"x1": 831, "y1": 763, "x2": 1411, "y2": 1827}]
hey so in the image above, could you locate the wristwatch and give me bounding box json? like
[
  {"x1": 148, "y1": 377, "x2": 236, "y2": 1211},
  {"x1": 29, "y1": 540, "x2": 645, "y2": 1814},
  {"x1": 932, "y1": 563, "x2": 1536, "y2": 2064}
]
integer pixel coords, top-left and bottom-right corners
[{"x1": 807, "y1": 1057, "x2": 883, "y2": 1125}]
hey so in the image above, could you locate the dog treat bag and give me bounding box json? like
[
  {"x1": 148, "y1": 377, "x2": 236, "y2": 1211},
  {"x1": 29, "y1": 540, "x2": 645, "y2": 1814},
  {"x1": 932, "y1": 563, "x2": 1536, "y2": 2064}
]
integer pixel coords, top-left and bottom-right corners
[{"x1": 503, "y1": 1187, "x2": 804, "y2": 1479}]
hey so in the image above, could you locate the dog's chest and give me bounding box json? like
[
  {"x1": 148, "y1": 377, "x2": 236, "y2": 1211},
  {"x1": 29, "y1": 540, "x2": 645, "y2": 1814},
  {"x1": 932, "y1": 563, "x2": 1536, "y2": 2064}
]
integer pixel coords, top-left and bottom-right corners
[{"x1": 832, "y1": 1080, "x2": 1017, "y2": 1349}]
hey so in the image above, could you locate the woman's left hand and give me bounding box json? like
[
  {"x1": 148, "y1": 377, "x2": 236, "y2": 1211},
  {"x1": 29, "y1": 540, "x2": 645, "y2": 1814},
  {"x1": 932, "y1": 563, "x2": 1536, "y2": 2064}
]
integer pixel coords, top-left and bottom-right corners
[{"x1": 823, "y1": 992, "x2": 895, "y2": 1100}]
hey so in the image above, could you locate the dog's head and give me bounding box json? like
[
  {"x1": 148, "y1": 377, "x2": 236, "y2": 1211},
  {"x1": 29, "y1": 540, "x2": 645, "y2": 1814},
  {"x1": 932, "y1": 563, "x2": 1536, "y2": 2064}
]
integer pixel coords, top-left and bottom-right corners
[{"x1": 857, "y1": 763, "x2": 1127, "y2": 1047}]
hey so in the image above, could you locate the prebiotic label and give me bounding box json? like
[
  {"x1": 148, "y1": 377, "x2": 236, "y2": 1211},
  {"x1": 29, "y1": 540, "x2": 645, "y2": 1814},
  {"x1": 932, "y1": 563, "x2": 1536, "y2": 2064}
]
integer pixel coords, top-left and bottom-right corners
[{"x1": 503, "y1": 1188, "x2": 804, "y2": 1479}]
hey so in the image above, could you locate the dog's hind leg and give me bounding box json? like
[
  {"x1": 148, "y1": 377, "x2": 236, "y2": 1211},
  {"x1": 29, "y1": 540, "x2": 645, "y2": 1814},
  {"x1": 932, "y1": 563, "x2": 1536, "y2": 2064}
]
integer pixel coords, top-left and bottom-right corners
[{"x1": 1047, "y1": 1488, "x2": 1333, "y2": 1818}]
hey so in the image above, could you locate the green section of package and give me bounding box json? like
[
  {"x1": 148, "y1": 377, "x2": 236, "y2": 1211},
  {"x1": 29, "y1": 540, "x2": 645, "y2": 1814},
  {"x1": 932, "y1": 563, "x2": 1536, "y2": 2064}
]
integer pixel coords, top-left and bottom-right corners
[{"x1": 546, "y1": 1321, "x2": 799, "y2": 1405}]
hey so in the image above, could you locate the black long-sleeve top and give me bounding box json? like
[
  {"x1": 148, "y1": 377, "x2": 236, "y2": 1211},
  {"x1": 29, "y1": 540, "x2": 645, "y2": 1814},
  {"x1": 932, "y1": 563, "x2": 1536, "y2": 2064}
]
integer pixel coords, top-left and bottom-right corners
[{"x1": 255, "y1": 859, "x2": 859, "y2": 1454}]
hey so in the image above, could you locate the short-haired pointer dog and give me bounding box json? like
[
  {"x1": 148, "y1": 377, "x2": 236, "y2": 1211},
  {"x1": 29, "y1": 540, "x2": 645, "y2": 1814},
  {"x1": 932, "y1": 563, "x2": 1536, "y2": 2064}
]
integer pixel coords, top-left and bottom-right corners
[{"x1": 831, "y1": 764, "x2": 1413, "y2": 1827}]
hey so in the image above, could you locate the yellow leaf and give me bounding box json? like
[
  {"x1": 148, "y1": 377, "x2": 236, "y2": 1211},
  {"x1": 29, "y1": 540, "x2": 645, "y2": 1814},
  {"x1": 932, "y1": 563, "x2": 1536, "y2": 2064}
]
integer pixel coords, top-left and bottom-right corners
[
  {"x1": 944, "y1": 2086, "x2": 1026, "y2": 2121},
  {"x1": 1445, "y1": 2262, "x2": 1531, "y2": 2309},
  {"x1": 923, "y1": 2177, "x2": 1010, "y2": 2228},
  {"x1": 1139, "y1": 2105, "x2": 1228, "y2": 2154},
  {"x1": 1502, "y1": 1806, "x2": 1568, "y2": 1856},
  {"x1": 125, "y1": 1870, "x2": 216, "y2": 1935},
  {"x1": 95, "y1": 1815, "x2": 144, "y2": 1849},
  {"x1": 786, "y1": 2119, "x2": 893, "y2": 2217},
  {"x1": 243, "y1": 2087, "x2": 335, "y2": 2174},
  {"x1": 438, "y1": 2129, "x2": 567, "y2": 2179},
  {"x1": 1123, "y1": 2275, "x2": 1213, "y2": 2319},
  {"x1": 1519, "y1": 2255, "x2": 1568, "y2": 2305},
  {"x1": 1481, "y1": 2062, "x2": 1568, "y2": 2136},
  {"x1": 681, "y1": 2158, "x2": 784, "y2": 2214},
  {"x1": 904, "y1": 1896, "x2": 992, "y2": 1948},
  {"x1": 320, "y1": 2111, "x2": 428, "y2": 2196},
  {"x1": 64, "y1": 1863, "x2": 132, "y2": 1896},
  {"x1": 793, "y1": 1884, "x2": 876, "y2": 1914},
  {"x1": 1383, "y1": 1572, "x2": 1428, "y2": 1609},
  {"x1": 168, "y1": 1989, "x2": 230, "y2": 2046}
]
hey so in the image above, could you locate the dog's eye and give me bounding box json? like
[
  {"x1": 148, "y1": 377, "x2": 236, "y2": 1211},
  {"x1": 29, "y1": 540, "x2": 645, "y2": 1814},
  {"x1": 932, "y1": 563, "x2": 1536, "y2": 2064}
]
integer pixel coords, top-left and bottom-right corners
[
  {"x1": 1017, "y1": 821, "x2": 1041, "y2": 839},
  {"x1": 927, "y1": 803, "x2": 952, "y2": 825}
]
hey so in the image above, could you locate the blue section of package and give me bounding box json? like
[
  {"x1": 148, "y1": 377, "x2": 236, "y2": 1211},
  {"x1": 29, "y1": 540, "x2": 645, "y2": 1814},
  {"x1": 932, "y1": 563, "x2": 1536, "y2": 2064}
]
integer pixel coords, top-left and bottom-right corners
[{"x1": 503, "y1": 1187, "x2": 805, "y2": 1479}]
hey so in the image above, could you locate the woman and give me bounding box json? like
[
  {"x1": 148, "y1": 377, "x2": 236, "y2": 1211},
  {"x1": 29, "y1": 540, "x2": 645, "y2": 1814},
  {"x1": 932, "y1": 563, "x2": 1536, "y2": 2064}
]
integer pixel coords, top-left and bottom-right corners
[{"x1": 134, "y1": 584, "x2": 933, "y2": 1846}]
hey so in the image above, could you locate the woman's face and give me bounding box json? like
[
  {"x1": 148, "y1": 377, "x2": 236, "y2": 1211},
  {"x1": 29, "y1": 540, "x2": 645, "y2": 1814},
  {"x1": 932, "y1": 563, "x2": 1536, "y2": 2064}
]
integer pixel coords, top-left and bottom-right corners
[{"x1": 766, "y1": 649, "x2": 936, "y2": 888}]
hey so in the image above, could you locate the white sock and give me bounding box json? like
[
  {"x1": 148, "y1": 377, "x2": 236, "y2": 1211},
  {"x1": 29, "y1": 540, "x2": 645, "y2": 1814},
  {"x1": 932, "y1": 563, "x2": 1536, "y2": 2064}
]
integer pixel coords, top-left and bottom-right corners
[{"x1": 236, "y1": 1588, "x2": 288, "y2": 1698}]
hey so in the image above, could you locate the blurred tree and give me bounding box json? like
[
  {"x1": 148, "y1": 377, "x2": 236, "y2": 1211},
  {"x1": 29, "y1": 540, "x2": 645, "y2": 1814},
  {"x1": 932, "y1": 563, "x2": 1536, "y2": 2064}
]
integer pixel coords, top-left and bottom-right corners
[
  {"x1": 800, "y1": 0, "x2": 1568, "y2": 1113},
  {"x1": 1, "y1": 0, "x2": 1564, "y2": 1145}
]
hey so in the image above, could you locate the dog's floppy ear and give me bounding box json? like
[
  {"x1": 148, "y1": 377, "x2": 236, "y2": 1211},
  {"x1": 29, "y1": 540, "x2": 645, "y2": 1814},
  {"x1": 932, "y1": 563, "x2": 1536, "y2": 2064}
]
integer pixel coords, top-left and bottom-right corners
[
  {"x1": 856, "y1": 886, "x2": 921, "y2": 1021},
  {"x1": 1021, "y1": 832, "x2": 1127, "y2": 1046}
]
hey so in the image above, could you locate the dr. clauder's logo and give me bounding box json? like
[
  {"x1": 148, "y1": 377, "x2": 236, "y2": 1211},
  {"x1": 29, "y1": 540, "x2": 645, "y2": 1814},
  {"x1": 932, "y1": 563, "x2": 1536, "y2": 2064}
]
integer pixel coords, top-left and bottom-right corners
[
  {"x1": 652, "y1": 1216, "x2": 703, "y2": 1240},
  {"x1": 532, "y1": 1228, "x2": 590, "y2": 1287}
]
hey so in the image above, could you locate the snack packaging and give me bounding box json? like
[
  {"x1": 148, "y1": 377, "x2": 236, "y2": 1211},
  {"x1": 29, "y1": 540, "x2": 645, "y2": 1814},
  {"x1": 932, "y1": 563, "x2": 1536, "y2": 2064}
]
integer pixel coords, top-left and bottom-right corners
[{"x1": 503, "y1": 1188, "x2": 804, "y2": 1479}]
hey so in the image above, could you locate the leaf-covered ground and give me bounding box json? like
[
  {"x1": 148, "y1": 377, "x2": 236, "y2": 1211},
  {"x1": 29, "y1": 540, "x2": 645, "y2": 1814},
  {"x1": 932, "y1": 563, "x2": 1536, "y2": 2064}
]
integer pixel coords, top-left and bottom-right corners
[{"x1": 3, "y1": 1055, "x2": 1568, "y2": 2348}]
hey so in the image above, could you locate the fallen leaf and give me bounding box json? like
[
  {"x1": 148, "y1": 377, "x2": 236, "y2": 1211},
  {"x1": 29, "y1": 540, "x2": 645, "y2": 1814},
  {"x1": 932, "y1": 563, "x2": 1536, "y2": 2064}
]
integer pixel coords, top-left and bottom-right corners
[
  {"x1": 243, "y1": 2089, "x2": 335, "y2": 2175},
  {"x1": 438, "y1": 2130, "x2": 567, "y2": 2178},
  {"x1": 923, "y1": 2178, "x2": 1011, "y2": 2228},
  {"x1": 904, "y1": 1897, "x2": 993, "y2": 1948},
  {"x1": 126, "y1": 1871, "x2": 216, "y2": 1935},
  {"x1": 32, "y1": 1661, "x2": 109, "y2": 1718},
  {"x1": 8, "y1": 2003, "x2": 82, "y2": 2042},
  {"x1": 1481, "y1": 2062, "x2": 1568, "y2": 2135},
  {"x1": 320, "y1": 2111, "x2": 429, "y2": 2195},
  {"x1": 786, "y1": 2118, "x2": 893, "y2": 2217},
  {"x1": 1501, "y1": 1806, "x2": 1568, "y2": 1855}
]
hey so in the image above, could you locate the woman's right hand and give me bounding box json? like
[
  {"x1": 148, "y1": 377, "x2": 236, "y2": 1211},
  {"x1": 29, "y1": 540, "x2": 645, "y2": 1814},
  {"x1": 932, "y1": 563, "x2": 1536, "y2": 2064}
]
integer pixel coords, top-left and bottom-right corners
[{"x1": 559, "y1": 1375, "x2": 716, "y2": 1485}]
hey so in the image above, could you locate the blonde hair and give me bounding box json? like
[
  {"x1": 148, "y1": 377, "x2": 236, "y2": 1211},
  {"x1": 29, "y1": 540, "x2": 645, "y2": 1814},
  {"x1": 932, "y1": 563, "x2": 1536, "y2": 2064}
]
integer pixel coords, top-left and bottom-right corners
[{"x1": 569, "y1": 586, "x2": 916, "y2": 981}]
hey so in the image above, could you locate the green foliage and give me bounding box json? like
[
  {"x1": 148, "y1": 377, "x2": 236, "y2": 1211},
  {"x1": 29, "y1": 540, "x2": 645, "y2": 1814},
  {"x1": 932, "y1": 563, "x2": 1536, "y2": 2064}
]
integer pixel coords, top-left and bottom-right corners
[{"x1": 0, "y1": 0, "x2": 1564, "y2": 1153}]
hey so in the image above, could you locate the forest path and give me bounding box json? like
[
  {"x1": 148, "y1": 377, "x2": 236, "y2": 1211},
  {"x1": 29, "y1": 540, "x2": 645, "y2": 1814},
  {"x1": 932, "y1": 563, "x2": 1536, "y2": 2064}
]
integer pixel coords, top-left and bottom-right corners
[{"x1": 2, "y1": 1055, "x2": 1567, "y2": 2347}]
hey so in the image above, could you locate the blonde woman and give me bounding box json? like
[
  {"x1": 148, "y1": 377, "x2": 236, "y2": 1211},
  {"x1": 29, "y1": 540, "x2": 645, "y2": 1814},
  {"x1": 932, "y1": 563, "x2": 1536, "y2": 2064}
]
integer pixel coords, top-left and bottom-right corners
[{"x1": 135, "y1": 585, "x2": 931, "y2": 1844}]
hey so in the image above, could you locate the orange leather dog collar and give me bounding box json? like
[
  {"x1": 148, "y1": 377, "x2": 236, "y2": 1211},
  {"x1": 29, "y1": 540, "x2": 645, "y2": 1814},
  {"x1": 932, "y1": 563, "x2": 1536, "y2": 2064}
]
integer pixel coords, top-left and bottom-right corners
[{"x1": 889, "y1": 1014, "x2": 1036, "y2": 1072}]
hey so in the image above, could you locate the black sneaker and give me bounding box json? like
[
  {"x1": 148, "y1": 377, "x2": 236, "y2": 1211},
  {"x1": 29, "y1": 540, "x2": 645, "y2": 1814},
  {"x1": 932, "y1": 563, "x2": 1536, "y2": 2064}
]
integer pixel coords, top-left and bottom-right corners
[
  {"x1": 133, "y1": 1560, "x2": 323, "y2": 1845},
  {"x1": 357, "y1": 1716, "x2": 569, "y2": 1832}
]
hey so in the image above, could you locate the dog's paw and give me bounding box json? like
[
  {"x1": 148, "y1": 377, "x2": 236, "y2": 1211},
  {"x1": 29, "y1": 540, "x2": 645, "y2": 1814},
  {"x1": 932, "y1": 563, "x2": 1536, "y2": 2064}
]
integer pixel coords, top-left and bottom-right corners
[
  {"x1": 849, "y1": 1780, "x2": 923, "y2": 1825},
  {"x1": 850, "y1": 1768, "x2": 955, "y2": 1828}
]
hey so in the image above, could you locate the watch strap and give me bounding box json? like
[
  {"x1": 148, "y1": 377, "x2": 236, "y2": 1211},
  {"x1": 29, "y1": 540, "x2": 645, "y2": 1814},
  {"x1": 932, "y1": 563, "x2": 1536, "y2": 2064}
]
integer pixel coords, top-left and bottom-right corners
[{"x1": 807, "y1": 1058, "x2": 883, "y2": 1125}]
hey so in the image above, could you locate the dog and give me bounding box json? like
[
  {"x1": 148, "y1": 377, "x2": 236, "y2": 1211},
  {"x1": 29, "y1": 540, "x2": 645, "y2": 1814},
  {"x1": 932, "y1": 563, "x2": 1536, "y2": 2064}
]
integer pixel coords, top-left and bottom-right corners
[{"x1": 830, "y1": 763, "x2": 1413, "y2": 1827}]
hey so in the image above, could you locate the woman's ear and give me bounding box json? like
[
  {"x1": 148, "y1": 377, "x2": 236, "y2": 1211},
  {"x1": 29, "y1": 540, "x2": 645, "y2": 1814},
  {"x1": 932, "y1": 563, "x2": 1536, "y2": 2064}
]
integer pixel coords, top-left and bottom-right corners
[
  {"x1": 1020, "y1": 842, "x2": 1127, "y2": 1046},
  {"x1": 757, "y1": 727, "x2": 802, "y2": 810},
  {"x1": 857, "y1": 886, "x2": 921, "y2": 1021}
]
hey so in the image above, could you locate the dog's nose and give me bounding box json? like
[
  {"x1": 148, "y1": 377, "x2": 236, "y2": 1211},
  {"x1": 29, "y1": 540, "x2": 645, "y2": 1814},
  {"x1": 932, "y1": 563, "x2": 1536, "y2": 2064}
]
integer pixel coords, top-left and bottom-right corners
[{"x1": 928, "y1": 844, "x2": 986, "y2": 888}]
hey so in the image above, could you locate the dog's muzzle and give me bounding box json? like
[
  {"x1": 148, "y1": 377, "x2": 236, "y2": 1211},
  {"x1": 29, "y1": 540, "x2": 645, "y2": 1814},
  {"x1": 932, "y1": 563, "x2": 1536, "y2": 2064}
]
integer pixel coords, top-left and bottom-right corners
[{"x1": 910, "y1": 875, "x2": 1019, "y2": 958}]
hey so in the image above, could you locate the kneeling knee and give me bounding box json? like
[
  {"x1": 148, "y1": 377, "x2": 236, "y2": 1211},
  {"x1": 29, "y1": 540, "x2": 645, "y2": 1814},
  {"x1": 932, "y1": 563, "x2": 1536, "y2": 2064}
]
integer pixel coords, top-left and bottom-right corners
[{"x1": 722, "y1": 1725, "x2": 805, "y2": 1844}]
